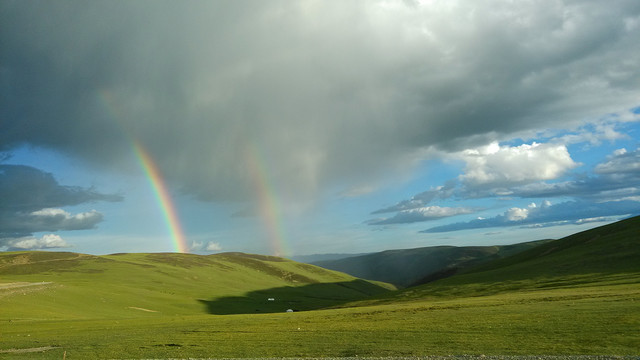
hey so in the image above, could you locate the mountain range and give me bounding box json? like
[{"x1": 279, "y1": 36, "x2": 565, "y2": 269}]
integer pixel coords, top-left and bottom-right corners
[{"x1": 311, "y1": 239, "x2": 551, "y2": 287}]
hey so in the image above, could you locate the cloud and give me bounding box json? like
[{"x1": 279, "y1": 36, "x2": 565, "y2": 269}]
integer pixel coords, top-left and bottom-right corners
[
  {"x1": 372, "y1": 180, "x2": 457, "y2": 214},
  {"x1": 505, "y1": 148, "x2": 640, "y2": 201},
  {"x1": 376, "y1": 145, "x2": 640, "y2": 221},
  {"x1": 557, "y1": 119, "x2": 634, "y2": 147},
  {"x1": 189, "y1": 240, "x2": 223, "y2": 253},
  {"x1": 2, "y1": 234, "x2": 71, "y2": 251},
  {"x1": 0, "y1": 165, "x2": 122, "y2": 212},
  {"x1": 339, "y1": 184, "x2": 378, "y2": 198},
  {"x1": 595, "y1": 148, "x2": 640, "y2": 174},
  {"x1": 0, "y1": 164, "x2": 120, "y2": 241},
  {"x1": 30, "y1": 208, "x2": 102, "y2": 231},
  {"x1": 422, "y1": 200, "x2": 640, "y2": 233},
  {"x1": 206, "y1": 242, "x2": 223, "y2": 252},
  {"x1": 459, "y1": 142, "x2": 579, "y2": 189},
  {"x1": 2, "y1": 1, "x2": 639, "y2": 205},
  {"x1": 369, "y1": 206, "x2": 475, "y2": 225},
  {"x1": 370, "y1": 139, "x2": 582, "y2": 221},
  {"x1": 0, "y1": 208, "x2": 104, "y2": 236},
  {"x1": 382, "y1": 146, "x2": 640, "y2": 234}
]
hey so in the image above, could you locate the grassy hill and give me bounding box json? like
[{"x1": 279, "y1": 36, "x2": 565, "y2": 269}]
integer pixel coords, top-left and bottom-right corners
[
  {"x1": 312, "y1": 239, "x2": 550, "y2": 287},
  {"x1": 0, "y1": 251, "x2": 394, "y2": 320},
  {"x1": 359, "y1": 215, "x2": 640, "y2": 303}
]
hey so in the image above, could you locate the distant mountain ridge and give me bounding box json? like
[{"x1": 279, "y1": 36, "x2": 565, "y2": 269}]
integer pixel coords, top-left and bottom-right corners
[
  {"x1": 313, "y1": 240, "x2": 552, "y2": 287},
  {"x1": 452, "y1": 215, "x2": 640, "y2": 281},
  {"x1": 381, "y1": 214, "x2": 640, "y2": 301}
]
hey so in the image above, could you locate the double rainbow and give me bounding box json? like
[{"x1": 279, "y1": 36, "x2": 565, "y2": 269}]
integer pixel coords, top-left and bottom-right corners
[{"x1": 98, "y1": 89, "x2": 290, "y2": 256}]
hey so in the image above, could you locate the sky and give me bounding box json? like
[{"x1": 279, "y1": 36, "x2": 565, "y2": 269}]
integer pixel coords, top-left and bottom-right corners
[{"x1": 1, "y1": 0, "x2": 639, "y2": 257}]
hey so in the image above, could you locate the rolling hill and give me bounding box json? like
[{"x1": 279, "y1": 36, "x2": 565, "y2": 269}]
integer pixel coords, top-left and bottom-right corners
[
  {"x1": 312, "y1": 239, "x2": 551, "y2": 287},
  {"x1": 362, "y1": 215, "x2": 640, "y2": 303},
  {"x1": 0, "y1": 251, "x2": 394, "y2": 319}
]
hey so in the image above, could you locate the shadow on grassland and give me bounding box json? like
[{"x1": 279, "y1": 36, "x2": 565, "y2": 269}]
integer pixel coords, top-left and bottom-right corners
[{"x1": 198, "y1": 279, "x2": 391, "y2": 315}]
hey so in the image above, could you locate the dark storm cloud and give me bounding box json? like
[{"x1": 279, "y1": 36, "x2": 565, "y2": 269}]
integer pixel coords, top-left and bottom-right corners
[
  {"x1": 0, "y1": 164, "x2": 121, "y2": 238},
  {"x1": 2, "y1": 0, "x2": 640, "y2": 204},
  {"x1": 0, "y1": 165, "x2": 122, "y2": 212}
]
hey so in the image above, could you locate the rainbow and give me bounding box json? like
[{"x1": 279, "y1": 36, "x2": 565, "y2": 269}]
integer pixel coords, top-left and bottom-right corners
[
  {"x1": 245, "y1": 144, "x2": 290, "y2": 257},
  {"x1": 133, "y1": 141, "x2": 189, "y2": 253},
  {"x1": 97, "y1": 90, "x2": 189, "y2": 253}
]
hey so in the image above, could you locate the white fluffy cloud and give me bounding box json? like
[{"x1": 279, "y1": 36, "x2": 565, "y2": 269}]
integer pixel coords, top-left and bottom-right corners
[
  {"x1": 190, "y1": 240, "x2": 223, "y2": 253},
  {"x1": 459, "y1": 142, "x2": 579, "y2": 188},
  {"x1": 505, "y1": 207, "x2": 530, "y2": 222},
  {"x1": 206, "y1": 242, "x2": 223, "y2": 252},
  {"x1": 4, "y1": 234, "x2": 70, "y2": 250}
]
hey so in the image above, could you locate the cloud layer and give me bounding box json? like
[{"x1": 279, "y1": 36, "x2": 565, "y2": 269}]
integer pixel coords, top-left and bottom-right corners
[
  {"x1": 369, "y1": 206, "x2": 474, "y2": 225},
  {"x1": 2, "y1": 0, "x2": 640, "y2": 205},
  {"x1": 5, "y1": 234, "x2": 71, "y2": 251},
  {"x1": 370, "y1": 142, "x2": 640, "y2": 229},
  {"x1": 422, "y1": 200, "x2": 639, "y2": 233},
  {"x1": 0, "y1": 164, "x2": 121, "y2": 248},
  {"x1": 460, "y1": 142, "x2": 579, "y2": 189}
]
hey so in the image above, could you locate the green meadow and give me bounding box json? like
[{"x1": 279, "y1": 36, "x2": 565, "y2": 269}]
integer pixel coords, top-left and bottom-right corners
[{"x1": 1, "y1": 217, "x2": 639, "y2": 358}]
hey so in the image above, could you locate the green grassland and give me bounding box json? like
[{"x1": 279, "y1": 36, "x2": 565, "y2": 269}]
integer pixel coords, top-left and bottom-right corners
[
  {"x1": 2, "y1": 279, "x2": 638, "y2": 358},
  {"x1": 1, "y1": 217, "x2": 639, "y2": 358},
  {"x1": 0, "y1": 251, "x2": 394, "y2": 319}
]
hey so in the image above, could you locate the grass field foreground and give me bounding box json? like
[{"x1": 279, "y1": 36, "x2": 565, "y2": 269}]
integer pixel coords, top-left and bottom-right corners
[{"x1": 2, "y1": 278, "x2": 639, "y2": 358}]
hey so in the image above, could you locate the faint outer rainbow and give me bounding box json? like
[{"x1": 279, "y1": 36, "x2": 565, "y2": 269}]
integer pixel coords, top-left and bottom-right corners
[
  {"x1": 245, "y1": 144, "x2": 290, "y2": 257},
  {"x1": 98, "y1": 89, "x2": 189, "y2": 253}
]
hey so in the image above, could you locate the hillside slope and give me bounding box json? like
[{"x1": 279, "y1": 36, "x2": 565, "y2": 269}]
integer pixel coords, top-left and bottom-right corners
[
  {"x1": 379, "y1": 215, "x2": 640, "y2": 301},
  {"x1": 0, "y1": 251, "x2": 394, "y2": 319},
  {"x1": 313, "y1": 239, "x2": 550, "y2": 287}
]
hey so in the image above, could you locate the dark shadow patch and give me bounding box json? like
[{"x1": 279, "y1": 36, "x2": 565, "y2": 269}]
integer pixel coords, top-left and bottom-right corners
[
  {"x1": 152, "y1": 343, "x2": 182, "y2": 347},
  {"x1": 198, "y1": 279, "x2": 391, "y2": 315},
  {"x1": 409, "y1": 267, "x2": 459, "y2": 287}
]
